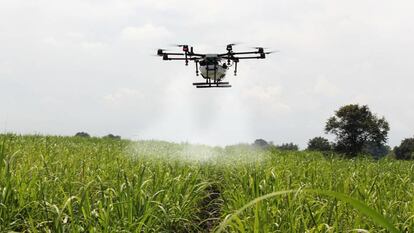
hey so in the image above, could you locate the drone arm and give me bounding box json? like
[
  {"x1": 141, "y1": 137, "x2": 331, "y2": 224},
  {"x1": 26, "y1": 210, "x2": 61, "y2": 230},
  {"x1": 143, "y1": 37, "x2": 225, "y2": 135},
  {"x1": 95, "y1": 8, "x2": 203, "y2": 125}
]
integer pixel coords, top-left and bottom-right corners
[
  {"x1": 218, "y1": 51, "x2": 260, "y2": 57},
  {"x1": 189, "y1": 53, "x2": 205, "y2": 57},
  {"x1": 233, "y1": 55, "x2": 265, "y2": 59},
  {"x1": 221, "y1": 55, "x2": 265, "y2": 60},
  {"x1": 162, "y1": 52, "x2": 185, "y2": 56},
  {"x1": 163, "y1": 57, "x2": 199, "y2": 61},
  {"x1": 161, "y1": 52, "x2": 204, "y2": 58}
]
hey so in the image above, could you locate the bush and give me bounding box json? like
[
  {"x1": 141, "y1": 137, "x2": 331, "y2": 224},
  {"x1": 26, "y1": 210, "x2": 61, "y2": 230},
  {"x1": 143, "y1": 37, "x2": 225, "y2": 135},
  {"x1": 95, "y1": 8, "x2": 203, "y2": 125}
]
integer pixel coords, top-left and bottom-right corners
[
  {"x1": 103, "y1": 134, "x2": 121, "y2": 140},
  {"x1": 75, "y1": 132, "x2": 90, "y2": 138},
  {"x1": 362, "y1": 141, "x2": 390, "y2": 159},
  {"x1": 277, "y1": 143, "x2": 299, "y2": 151},
  {"x1": 394, "y1": 137, "x2": 414, "y2": 160},
  {"x1": 253, "y1": 139, "x2": 269, "y2": 149},
  {"x1": 307, "y1": 137, "x2": 331, "y2": 151}
]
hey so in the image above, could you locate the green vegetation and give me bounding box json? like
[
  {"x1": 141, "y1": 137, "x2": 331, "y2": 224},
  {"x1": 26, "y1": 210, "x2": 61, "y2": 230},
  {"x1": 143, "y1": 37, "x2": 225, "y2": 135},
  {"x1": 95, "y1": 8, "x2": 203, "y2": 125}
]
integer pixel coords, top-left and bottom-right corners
[
  {"x1": 394, "y1": 137, "x2": 414, "y2": 160},
  {"x1": 275, "y1": 142, "x2": 299, "y2": 151},
  {"x1": 1, "y1": 134, "x2": 413, "y2": 232},
  {"x1": 307, "y1": 137, "x2": 332, "y2": 152},
  {"x1": 325, "y1": 104, "x2": 389, "y2": 157}
]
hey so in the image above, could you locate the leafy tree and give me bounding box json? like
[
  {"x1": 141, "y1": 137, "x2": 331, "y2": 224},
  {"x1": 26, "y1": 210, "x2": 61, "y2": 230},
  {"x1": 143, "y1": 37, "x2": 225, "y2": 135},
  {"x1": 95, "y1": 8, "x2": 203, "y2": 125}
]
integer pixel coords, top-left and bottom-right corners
[
  {"x1": 103, "y1": 134, "x2": 121, "y2": 140},
  {"x1": 75, "y1": 132, "x2": 90, "y2": 138},
  {"x1": 325, "y1": 104, "x2": 389, "y2": 157},
  {"x1": 253, "y1": 139, "x2": 269, "y2": 148},
  {"x1": 277, "y1": 143, "x2": 299, "y2": 151},
  {"x1": 307, "y1": 137, "x2": 332, "y2": 151},
  {"x1": 394, "y1": 137, "x2": 414, "y2": 160}
]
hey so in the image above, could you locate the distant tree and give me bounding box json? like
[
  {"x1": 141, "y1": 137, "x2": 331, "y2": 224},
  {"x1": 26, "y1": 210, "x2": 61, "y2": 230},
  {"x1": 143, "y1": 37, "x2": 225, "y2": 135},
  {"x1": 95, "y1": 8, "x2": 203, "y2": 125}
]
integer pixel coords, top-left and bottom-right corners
[
  {"x1": 103, "y1": 134, "x2": 121, "y2": 140},
  {"x1": 253, "y1": 139, "x2": 269, "y2": 148},
  {"x1": 325, "y1": 104, "x2": 389, "y2": 157},
  {"x1": 75, "y1": 132, "x2": 90, "y2": 138},
  {"x1": 394, "y1": 137, "x2": 414, "y2": 160},
  {"x1": 307, "y1": 137, "x2": 332, "y2": 151},
  {"x1": 277, "y1": 143, "x2": 299, "y2": 151},
  {"x1": 362, "y1": 141, "x2": 390, "y2": 159}
]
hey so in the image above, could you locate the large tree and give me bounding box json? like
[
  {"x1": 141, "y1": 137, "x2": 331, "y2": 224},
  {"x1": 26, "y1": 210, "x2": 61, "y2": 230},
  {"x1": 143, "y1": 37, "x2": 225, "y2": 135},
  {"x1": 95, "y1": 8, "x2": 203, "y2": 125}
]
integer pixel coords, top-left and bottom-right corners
[{"x1": 325, "y1": 104, "x2": 389, "y2": 157}]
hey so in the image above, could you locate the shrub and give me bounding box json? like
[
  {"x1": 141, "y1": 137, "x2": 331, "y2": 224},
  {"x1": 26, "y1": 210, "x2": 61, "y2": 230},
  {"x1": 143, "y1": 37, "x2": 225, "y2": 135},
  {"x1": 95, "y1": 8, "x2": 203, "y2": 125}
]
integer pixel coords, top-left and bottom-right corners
[
  {"x1": 362, "y1": 141, "x2": 390, "y2": 159},
  {"x1": 307, "y1": 137, "x2": 331, "y2": 151},
  {"x1": 277, "y1": 143, "x2": 299, "y2": 151},
  {"x1": 103, "y1": 134, "x2": 121, "y2": 140},
  {"x1": 253, "y1": 139, "x2": 269, "y2": 149},
  {"x1": 75, "y1": 132, "x2": 90, "y2": 138}
]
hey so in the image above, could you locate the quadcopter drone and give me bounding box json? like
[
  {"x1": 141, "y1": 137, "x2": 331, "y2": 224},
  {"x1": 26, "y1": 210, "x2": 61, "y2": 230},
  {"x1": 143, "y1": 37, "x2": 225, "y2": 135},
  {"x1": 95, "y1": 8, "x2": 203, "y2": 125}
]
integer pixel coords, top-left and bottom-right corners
[{"x1": 157, "y1": 44, "x2": 273, "y2": 88}]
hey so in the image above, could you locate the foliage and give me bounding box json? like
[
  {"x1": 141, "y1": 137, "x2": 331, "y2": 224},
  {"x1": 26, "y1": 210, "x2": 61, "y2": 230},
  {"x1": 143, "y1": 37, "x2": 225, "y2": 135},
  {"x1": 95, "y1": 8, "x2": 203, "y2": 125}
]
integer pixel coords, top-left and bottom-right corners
[
  {"x1": 103, "y1": 134, "x2": 121, "y2": 140},
  {"x1": 0, "y1": 134, "x2": 411, "y2": 232},
  {"x1": 307, "y1": 137, "x2": 332, "y2": 151},
  {"x1": 253, "y1": 139, "x2": 269, "y2": 148},
  {"x1": 362, "y1": 141, "x2": 390, "y2": 159},
  {"x1": 276, "y1": 142, "x2": 299, "y2": 151},
  {"x1": 75, "y1": 132, "x2": 90, "y2": 138},
  {"x1": 394, "y1": 137, "x2": 414, "y2": 160},
  {"x1": 218, "y1": 189, "x2": 400, "y2": 233},
  {"x1": 325, "y1": 104, "x2": 389, "y2": 157}
]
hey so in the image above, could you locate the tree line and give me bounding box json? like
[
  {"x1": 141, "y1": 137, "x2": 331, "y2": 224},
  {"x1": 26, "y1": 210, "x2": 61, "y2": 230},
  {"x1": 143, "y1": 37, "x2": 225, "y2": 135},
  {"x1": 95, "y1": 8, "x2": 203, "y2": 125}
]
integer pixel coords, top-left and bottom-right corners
[
  {"x1": 75, "y1": 132, "x2": 122, "y2": 140},
  {"x1": 255, "y1": 104, "x2": 414, "y2": 160}
]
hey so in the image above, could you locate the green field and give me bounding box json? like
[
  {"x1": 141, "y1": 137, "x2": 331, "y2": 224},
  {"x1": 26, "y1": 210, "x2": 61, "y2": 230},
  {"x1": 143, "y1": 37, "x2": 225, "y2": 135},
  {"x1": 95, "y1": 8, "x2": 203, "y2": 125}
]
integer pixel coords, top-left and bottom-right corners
[{"x1": 0, "y1": 134, "x2": 413, "y2": 232}]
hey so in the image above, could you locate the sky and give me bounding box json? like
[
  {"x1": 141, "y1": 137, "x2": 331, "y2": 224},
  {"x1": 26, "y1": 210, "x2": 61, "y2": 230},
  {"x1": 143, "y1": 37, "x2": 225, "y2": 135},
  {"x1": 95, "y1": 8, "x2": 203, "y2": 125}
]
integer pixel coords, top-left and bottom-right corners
[{"x1": 1, "y1": 0, "x2": 414, "y2": 148}]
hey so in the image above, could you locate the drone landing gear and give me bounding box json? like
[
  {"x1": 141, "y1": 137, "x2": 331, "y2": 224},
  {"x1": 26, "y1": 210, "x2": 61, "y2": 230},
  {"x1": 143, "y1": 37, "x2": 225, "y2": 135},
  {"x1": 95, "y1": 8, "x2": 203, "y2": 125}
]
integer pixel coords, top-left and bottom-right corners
[{"x1": 192, "y1": 80, "x2": 231, "y2": 88}]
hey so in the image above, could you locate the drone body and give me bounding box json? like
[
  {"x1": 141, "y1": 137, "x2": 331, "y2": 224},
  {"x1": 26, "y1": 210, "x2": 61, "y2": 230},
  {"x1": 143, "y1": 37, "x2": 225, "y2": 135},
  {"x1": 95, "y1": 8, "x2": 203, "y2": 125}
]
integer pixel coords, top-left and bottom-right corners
[
  {"x1": 198, "y1": 54, "x2": 227, "y2": 80},
  {"x1": 157, "y1": 44, "x2": 272, "y2": 88}
]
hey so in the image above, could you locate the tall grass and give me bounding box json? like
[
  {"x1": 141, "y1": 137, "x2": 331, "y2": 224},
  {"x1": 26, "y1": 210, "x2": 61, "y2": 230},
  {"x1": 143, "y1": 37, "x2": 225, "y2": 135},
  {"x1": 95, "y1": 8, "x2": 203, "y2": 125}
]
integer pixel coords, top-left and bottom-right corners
[{"x1": 0, "y1": 134, "x2": 413, "y2": 232}]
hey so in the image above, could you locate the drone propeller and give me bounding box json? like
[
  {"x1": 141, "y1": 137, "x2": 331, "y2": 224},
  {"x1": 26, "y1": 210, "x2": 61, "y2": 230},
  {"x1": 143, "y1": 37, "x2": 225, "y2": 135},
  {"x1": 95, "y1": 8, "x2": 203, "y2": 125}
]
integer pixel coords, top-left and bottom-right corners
[
  {"x1": 157, "y1": 49, "x2": 169, "y2": 56},
  {"x1": 251, "y1": 47, "x2": 278, "y2": 54},
  {"x1": 170, "y1": 44, "x2": 191, "y2": 53},
  {"x1": 227, "y1": 43, "x2": 239, "y2": 46},
  {"x1": 226, "y1": 42, "x2": 240, "y2": 52},
  {"x1": 171, "y1": 44, "x2": 193, "y2": 50},
  {"x1": 264, "y1": 50, "x2": 279, "y2": 54}
]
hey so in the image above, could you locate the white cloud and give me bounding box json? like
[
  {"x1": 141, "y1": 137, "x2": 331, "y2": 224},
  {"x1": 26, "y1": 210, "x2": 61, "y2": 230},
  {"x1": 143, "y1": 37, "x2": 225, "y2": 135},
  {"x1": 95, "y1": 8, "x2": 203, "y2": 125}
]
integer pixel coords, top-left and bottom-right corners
[
  {"x1": 243, "y1": 85, "x2": 290, "y2": 113},
  {"x1": 80, "y1": 41, "x2": 107, "y2": 50},
  {"x1": 103, "y1": 88, "x2": 144, "y2": 105},
  {"x1": 42, "y1": 37, "x2": 60, "y2": 46},
  {"x1": 313, "y1": 76, "x2": 340, "y2": 97},
  {"x1": 0, "y1": 61, "x2": 13, "y2": 75},
  {"x1": 42, "y1": 33, "x2": 108, "y2": 51},
  {"x1": 121, "y1": 24, "x2": 171, "y2": 41}
]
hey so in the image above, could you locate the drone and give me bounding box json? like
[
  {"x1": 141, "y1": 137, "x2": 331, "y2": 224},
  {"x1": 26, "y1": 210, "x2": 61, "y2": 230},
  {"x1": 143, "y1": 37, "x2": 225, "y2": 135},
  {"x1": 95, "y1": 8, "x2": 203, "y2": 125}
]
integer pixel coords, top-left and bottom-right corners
[{"x1": 157, "y1": 44, "x2": 273, "y2": 88}]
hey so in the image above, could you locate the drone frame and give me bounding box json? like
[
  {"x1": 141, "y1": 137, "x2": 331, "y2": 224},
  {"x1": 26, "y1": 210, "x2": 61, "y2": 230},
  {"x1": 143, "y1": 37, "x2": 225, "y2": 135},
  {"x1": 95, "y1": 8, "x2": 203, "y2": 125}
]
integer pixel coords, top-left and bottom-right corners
[{"x1": 157, "y1": 44, "x2": 270, "y2": 88}]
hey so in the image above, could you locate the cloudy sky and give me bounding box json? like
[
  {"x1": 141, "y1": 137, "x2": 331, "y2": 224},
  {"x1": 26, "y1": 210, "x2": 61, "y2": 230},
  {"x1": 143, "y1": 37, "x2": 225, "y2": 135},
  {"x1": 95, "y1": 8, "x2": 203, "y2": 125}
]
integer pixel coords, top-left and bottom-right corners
[{"x1": 1, "y1": 0, "x2": 413, "y2": 148}]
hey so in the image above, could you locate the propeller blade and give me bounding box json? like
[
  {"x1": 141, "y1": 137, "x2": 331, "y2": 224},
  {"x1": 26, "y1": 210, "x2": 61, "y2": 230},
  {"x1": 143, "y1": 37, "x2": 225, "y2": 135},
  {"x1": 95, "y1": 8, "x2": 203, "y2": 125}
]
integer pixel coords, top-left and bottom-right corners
[
  {"x1": 264, "y1": 50, "x2": 279, "y2": 54},
  {"x1": 170, "y1": 44, "x2": 188, "y2": 47},
  {"x1": 227, "y1": 42, "x2": 240, "y2": 46}
]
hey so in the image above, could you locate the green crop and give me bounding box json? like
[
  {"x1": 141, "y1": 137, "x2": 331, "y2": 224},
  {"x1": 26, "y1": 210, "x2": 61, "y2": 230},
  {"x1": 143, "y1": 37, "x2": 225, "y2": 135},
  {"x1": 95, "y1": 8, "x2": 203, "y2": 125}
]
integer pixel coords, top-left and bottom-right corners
[{"x1": 0, "y1": 134, "x2": 412, "y2": 232}]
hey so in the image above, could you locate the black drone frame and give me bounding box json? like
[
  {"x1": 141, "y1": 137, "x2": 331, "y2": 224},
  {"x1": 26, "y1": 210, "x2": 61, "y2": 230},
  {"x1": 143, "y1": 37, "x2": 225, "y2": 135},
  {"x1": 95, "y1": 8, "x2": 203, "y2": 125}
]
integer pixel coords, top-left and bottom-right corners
[{"x1": 157, "y1": 44, "x2": 271, "y2": 88}]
